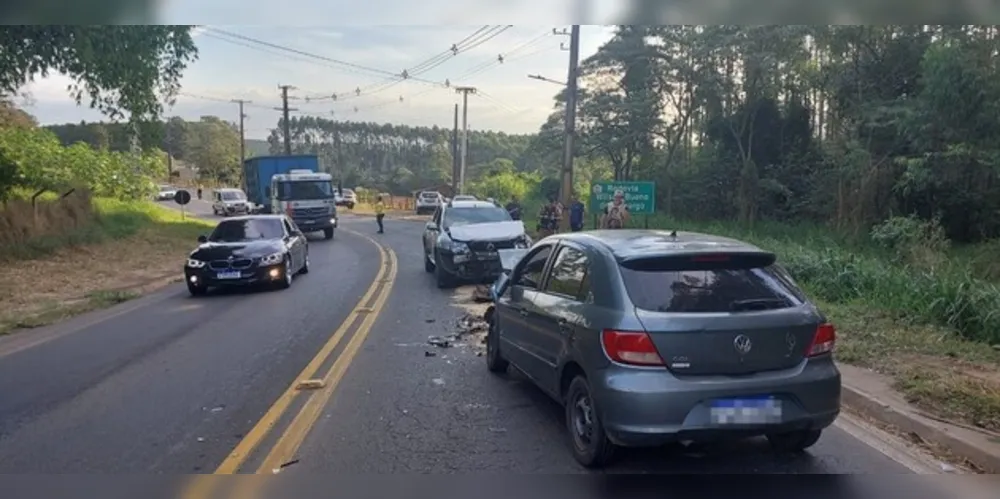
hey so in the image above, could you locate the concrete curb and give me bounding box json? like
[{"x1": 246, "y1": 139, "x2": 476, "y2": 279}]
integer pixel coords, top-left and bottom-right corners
[
  {"x1": 841, "y1": 378, "x2": 1000, "y2": 473},
  {"x1": 347, "y1": 211, "x2": 429, "y2": 222}
]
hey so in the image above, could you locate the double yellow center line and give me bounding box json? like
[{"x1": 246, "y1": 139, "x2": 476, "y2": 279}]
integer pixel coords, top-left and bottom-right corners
[{"x1": 183, "y1": 229, "x2": 397, "y2": 496}]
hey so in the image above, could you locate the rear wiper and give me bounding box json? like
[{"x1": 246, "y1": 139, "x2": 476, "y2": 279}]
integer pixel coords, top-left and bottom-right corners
[{"x1": 730, "y1": 298, "x2": 787, "y2": 312}]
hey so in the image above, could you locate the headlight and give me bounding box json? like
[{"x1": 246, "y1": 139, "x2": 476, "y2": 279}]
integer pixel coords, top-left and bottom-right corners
[
  {"x1": 187, "y1": 259, "x2": 206, "y2": 268},
  {"x1": 443, "y1": 240, "x2": 470, "y2": 253},
  {"x1": 515, "y1": 235, "x2": 532, "y2": 248},
  {"x1": 259, "y1": 252, "x2": 285, "y2": 266}
]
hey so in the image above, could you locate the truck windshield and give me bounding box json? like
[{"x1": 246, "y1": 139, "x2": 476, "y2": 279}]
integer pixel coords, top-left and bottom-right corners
[{"x1": 276, "y1": 181, "x2": 333, "y2": 200}]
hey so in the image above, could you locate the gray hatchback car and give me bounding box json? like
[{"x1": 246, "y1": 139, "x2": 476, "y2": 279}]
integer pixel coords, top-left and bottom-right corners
[{"x1": 485, "y1": 230, "x2": 840, "y2": 468}]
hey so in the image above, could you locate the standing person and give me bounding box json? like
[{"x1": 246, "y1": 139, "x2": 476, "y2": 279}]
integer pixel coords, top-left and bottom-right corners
[
  {"x1": 537, "y1": 196, "x2": 562, "y2": 237},
  {"x1": 601, "y1": 190, "x2": 630, "y2": 229},
  {"x1": 569, "y1": 195, "x2": 586, "y2": 232},
  {"x1": 505, "y1": 196, "x2": 522, "y2": 221},
  {"x1": 196, "y1": 184, "x2": 203, "y2": 200},
  {"x1": 374, "y1": 195, "x2": 386, "y2": 234}
]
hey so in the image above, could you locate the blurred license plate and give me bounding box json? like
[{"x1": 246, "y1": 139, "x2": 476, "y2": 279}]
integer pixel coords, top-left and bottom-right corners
[
  {"x1": 710, "y1": 397, "x2": 782, "y2": 425},
  {"x1": 476, "y1": 252, "x2": 498, "y2": 260},
  {"x1": 216, "y1": 271, "x2": 241, "y2": 279}
]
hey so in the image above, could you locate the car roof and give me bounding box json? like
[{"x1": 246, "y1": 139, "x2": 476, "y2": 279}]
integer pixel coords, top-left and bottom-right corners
[
  {"x1": 552, "y1": 230, "x2": 767, "y2": 260},
  {"x1": 448, "y1": 200, "x2": 498, "y2": 209}
]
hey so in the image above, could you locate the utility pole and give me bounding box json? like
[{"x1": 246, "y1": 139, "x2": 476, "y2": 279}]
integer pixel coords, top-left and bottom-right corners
[
  {"x1": 559, "y1": 26, "x2": 581, "y2": 231},
  {"x1": 455, "y1": 86, "x2": 476, "y2": 195},
  {"x1": 276, "y1": 85, "x2": 297, "y2": 155},
  {"x1": 232, "y1": 99, "x2": 251, "y2": 189},
  {"x1": 451, "y1": 104, "x2": 459, "y2": 194}
]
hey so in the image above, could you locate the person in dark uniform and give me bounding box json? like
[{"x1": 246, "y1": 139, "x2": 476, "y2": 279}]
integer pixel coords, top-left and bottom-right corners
[{"x1": 569, "y1": 195, "x2": 585, "y2": 232}]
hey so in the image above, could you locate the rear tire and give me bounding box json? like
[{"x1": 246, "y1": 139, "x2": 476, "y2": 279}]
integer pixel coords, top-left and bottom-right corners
[
  {"x1": 299, "y1": 252, "x2": 310, "y2": 274},
  {"x1": 767, "y1": 429, "x2": 822, "y2": 454},
  {"x1": 486, "y1": 316, "x2": 509, "y2": 374},
  {"x1": 565, "y1": 376, "x2": 617, "y2": 468},
  {"x1": 323, "y1": 227, "x2": 334, "y2": 240}
]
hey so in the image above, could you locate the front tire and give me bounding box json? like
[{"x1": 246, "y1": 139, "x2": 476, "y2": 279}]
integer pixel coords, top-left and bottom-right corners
[
  {"x1": 424, "y1": 249, "x2": 435, "y2": 273},
  {"x1": 486, "y1": 315, "x2": 509, "y2": 373},
  {"x1": 277, "y1": 258, "x2": 293, "y2": 289},
  {"x1": 323, "y1": 227, "x2": 334, "y2": 240},
  {"x1": 565, "y1": 376, "x2": 617, "y2": 468},
  {"x1": 347, "y1": 202, "x2": 354, "y2": 210},
  {"x1": 434, "y1": 252, "x2": 454, "y2": 289},
  {"x1": 767, "y1": 429, "x2": 822, "y2": 454}
]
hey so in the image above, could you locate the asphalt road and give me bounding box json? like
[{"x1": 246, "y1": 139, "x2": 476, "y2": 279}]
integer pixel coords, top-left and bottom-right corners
[{"x1": 0, "y1": 197, "x2": 967, "y2": 483}]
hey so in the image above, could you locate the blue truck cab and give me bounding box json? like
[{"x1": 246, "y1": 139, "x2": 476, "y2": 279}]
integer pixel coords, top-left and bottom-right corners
[{"x1": 243, "y1": 155, "x2": 338, "y2": 240}]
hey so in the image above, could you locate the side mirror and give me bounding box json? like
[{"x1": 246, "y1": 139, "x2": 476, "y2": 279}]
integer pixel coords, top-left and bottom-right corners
[
  {"x1": 426, "y1": 222, "x2": 438, "y2": 231},
  {"x1": 197, "y1": 235, "x2": 208, "y2": 243}
]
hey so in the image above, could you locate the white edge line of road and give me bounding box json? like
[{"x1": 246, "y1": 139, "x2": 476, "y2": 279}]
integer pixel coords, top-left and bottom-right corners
[{"x1": 834, "y1": 412, "x2": 945, "y2": 474}]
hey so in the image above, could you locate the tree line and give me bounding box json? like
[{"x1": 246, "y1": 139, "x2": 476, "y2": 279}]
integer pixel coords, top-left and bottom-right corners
[{"x1": 561, "y1": 25, "x2": 1000, "y2": 243}]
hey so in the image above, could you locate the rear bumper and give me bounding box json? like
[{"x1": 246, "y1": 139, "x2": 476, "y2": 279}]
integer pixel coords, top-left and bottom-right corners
[{"x1": 591, "y1": 358, "x2": 841, "y2": 447}]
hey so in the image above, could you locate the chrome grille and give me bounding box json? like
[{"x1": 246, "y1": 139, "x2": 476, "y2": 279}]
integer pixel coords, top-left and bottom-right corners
[
  {"x1": 208, "y1": 258, "x2": 253, "y2": 270},
  {"x1": 294, "y1": 207, "x2": 328, "y2": 217}
]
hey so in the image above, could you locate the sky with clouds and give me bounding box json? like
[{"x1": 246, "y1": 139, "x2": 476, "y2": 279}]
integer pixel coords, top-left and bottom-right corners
[{"x1": 20, "y1": 17, "x2": 616, "y2": 140}]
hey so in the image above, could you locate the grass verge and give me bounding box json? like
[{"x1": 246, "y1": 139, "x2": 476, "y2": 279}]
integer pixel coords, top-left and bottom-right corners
[{"x1": 0, "y1": 198, "x2": 214, "y2": 335}]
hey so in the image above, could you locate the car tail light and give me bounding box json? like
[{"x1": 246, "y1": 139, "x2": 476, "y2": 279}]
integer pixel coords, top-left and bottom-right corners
[
  {"x1": 807, "y1": 323, "x2": 836, "y2": 357},
  {"x1": 601, "y1": 330, "x2": 664, "y2": 366}
]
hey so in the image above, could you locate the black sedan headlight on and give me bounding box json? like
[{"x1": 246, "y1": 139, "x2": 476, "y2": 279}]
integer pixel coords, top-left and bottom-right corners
[
  {"x1": 187, "y1": 258, "x2": 207, "y2": 268},
  {"x1": 259, "y1": 252, "x2": 284, "y2": 266}
]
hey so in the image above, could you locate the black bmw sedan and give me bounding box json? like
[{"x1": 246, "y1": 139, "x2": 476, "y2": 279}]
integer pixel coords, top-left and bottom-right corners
[{"x1": 184, "y1": 214, "x2": 309, "y2": 296}]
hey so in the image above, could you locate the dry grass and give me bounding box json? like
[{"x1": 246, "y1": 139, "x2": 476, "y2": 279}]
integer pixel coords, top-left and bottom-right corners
[
  {"x1": 825, "y1": 300, "x2": 1000, "y2": 432},
  {"x1": 0, "y1": 197, "x2": 214, "y2": 334},
  {"x1": 0, "y1": 190, "x2": 97, "y2": 250}
]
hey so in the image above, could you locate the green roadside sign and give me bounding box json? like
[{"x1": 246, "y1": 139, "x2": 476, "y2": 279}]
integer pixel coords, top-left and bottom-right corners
[{"x1": 590, "y1": 181, "x2": 656, "y2": 215}]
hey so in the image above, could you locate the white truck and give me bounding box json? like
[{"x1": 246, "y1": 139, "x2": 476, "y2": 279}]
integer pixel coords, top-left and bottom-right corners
[{"x1": 269, "y1": 169, "x2": 338, "y2": 240}]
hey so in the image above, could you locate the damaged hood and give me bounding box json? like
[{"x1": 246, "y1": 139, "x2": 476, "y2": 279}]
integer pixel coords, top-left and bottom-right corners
[{"x1": 448, "y1": 221, "x2": 525, "y2": 242}]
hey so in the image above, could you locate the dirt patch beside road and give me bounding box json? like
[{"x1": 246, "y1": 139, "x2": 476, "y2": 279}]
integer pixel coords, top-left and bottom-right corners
[{"x1": 0, "y1": 201, "x2": 214, "y2": 335}]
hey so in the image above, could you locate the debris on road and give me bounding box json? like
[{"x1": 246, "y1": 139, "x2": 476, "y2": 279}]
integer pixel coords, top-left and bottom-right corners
[
  {"x1": 424, "y1": 351, "x2": 437, "y2": 357},
  {"x1": 296, "y1": 379, "x2": 325, "y2": 390},
  {"x1": 427, "y1": 336, "x2": 452, "y2": 348},
  {"x1": 425, "y1": 318, "x2": 436, "y2": 323},
  {"x1": 432, "y1": 378, "x2": 445, "y2": 386},
  {"x1": 196, "y1": 437, "x2": 205, "y2": 443},
  {"x1": 472, "y1": 285, "x2": 492, "y2": 303}
]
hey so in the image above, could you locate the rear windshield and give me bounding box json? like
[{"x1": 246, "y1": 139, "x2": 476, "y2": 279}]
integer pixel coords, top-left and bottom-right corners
[
  {"x1": 620, "y1": 257, "x2": 806, "y2": 313},
  {"x1": 221, "y1": 191, "x2": 245, "y2": 200},
  {"x1": 420, "y1": 192, "x2": 439, "y2": 199}
]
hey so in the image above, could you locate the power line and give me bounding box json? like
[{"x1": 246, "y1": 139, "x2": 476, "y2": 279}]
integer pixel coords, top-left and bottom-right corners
[
  {"x1": 451, "y1": 29, "x2": 557, "y2": 82},
  {"x1": 176, "y1": 92, "x2": 275, "y2": 111}
]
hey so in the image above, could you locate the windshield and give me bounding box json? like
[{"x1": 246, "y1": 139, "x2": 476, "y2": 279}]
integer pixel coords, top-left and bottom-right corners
[
  {"x1": 443, "y1": 207, "x2": 511, "y2": 228},
  {"x1": 276, "y1": 180, "x2": 333, "y2": 200},
  {"x1": 341, "y1": 189, "x2": 355, "y2": 196},
  {"x1": 209, "y1": 218, "x2": 284, "y2": 242},
  {"x1": 221, "y1": 191, "x2": 246, "y2": 201}
]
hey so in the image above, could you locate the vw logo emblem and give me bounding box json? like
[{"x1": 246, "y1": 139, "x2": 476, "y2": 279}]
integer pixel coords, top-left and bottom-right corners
[
  {"x1": 785, "y1": 332, "x2": 797, "y2": 351},
  {"x1": 733, "y1": 334, "x2": 752, "y2": 355},
  {"x1": 486, "y1": 243, "x2": 495, "y2": 251}
]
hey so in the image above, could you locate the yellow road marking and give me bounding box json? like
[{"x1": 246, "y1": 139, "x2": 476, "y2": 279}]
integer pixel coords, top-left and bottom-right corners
[
  {"x1": 181, "y1": 229, "x2": 391, "y2": 498},
  {"x1": 255, "y1": 247, "x2": 398, "y2": 473}
]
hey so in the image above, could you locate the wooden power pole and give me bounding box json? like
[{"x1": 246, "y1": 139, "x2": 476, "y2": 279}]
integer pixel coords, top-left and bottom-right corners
[
  {"x1": 452, "y1": 103, "x2": 459, "y2": 194},
  {"x1": 232, "y1": 99, "x2": 251, "y2": 189},
  {"x1": 559, "y1": 26, "x2": 581, "y2": 231},
  {"x1": 276, "y1": 85, "x2": 297, "y2": 155}
]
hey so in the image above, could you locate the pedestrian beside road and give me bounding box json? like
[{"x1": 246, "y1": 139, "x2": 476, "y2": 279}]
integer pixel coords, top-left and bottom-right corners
[
  {"x1": 374, "y1": 196, "x2": 386, "y2": 234},
  {"x1": 600, "y1": 190, "x2": 630, "y2": 229},
  {"x1": 569, "y1": 195, "x2": 585, "y2": 232},
  {"x1": 196, "y1": 184, "x2": 203, "y2": 200},
  {"x1": 505, "y1": 196, "x2": 522, "y2": 221}
]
